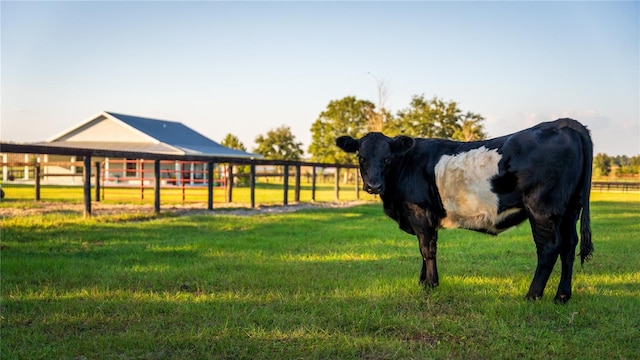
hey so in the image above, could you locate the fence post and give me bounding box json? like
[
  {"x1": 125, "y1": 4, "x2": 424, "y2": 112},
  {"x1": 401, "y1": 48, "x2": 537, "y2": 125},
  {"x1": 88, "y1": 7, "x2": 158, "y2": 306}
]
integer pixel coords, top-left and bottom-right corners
[
  {"x1": 154, "y1": 159, "x2": 161, "y2": 214},
  {"x1": 2, "y1": 153, "x2": 8, "y2": 182},
  {"x1": 295, "y1": 165, "x2": 301, "y2": 203},
  {"x1": 355, "y1": 168, "x2": 360, "y2": 200},
  {"x1": 207, "y1": 161, "x2": 214, "y2": 211},
  {"x1": 227, "y1": 164, "x2": 234, "y2": 203},
  {"x1": 83, "y1": 156, "x2": 92, "y2": 217},
  {"x1": 250, "y1": 162, "x2": 256, "y2": 208},
  {"x1": 34, "y1": 164, "x2": 41, "y2": 201},
  {"x1": 283, "y1": 164, "x2": 289, "y2": 205},
  {"x1": 140, "y1": 159, "x2": 144, "y2": 200},
  {"x1": 94, "y1": 162, "x2": 101, "y2": 202},
  {"x1": 334, "y1": 166, "x2": 340, "y2": 201},
  {"x1": 311, "y1": 166, "x2": 317, "y2": 202}
]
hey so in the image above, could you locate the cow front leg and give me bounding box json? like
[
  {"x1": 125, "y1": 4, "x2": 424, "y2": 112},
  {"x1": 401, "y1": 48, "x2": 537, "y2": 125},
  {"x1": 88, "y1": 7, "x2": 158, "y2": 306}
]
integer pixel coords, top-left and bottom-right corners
[
  {"x1": 417, "y1": 231, "x2": 439, "y2": 287},
  {"x1": 407, "y1": 207, "x2": 439, "y2": 288}
]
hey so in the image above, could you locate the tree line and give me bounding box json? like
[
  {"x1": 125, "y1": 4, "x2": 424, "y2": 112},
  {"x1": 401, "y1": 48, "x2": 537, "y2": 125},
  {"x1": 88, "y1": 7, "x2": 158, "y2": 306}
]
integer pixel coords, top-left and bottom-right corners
[
  {"x1": 593, "y1": 153, "x2": 640, "y2": 178},
  {"x1": 220, "y1": 93, "x2": 638, "y2": 181},
  {"x1": 221, "y1": 94, "x2": 486, "y2": 165}
]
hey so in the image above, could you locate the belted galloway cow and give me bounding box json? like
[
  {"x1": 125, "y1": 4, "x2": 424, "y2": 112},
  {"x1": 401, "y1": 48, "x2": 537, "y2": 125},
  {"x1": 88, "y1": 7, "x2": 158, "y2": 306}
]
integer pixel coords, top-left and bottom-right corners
[{"x1": 336, "y1": 118, "x2": 593, "y2": 303}]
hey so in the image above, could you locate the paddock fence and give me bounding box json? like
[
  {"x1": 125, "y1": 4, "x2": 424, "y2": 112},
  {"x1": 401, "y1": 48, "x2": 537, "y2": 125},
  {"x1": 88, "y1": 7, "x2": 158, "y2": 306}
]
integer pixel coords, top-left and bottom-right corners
[
  {"x1": 0, "y1": 143, "x2": 366, "y2": 216},
  {"x1": 591, "y1": 181, "x2": 640, "y2": 193}
]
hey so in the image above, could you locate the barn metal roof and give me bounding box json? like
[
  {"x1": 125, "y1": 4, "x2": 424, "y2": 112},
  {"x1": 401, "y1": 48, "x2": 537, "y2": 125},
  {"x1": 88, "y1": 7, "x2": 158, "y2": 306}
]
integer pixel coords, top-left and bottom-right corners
[{"x1": 45, "y1": 111, "x2": 260, "y2": 159}]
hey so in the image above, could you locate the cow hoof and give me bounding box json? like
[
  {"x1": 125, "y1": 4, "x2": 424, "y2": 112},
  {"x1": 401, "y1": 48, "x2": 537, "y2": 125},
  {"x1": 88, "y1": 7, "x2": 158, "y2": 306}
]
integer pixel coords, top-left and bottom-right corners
[
  {"x1": 554, "y1": 294, "x2": 571, "y2": 304},
  {"x1": 525, "y1": 293, "x2": 542, "y2": 301},
  {"x1": 421, "y1": 281, "x2": 439, "y2": 289}
]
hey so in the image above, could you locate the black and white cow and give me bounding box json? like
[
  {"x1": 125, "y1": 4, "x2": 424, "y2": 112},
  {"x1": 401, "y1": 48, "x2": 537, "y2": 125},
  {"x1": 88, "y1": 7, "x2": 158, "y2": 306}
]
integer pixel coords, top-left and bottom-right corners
[{"x1": 336, "y1": 118, "x2": 593, "y2": 303}]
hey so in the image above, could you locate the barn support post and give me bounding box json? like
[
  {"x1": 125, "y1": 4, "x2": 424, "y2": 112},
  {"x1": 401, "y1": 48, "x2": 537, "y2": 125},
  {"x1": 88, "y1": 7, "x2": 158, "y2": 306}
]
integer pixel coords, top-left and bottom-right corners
[
  {"x1": 94, "y1": 161, "x2": 101, "y2": 202},
  {"x1": 154, "y1": 159, "x2": 161, "y2": 213},
  {"x1": 83, "y1": 156, "x2": 92, "y2": 217},
  {"x1": 34, "y1": 163, "x2": 41, "y2": 201},
  {"x1": 294, "y1": 165, "x2": 301, "y2": 203},
  {"x1": 250, "y1": 162, "x2": 256, "y2": 208},
  {"x1": 207, "y1": 161, "x2": 214, "y2": 211},
  {"x1": 334, "y1": 166, "x2": 340, "y2": 201},
  {"x1": 311, "y1": 166, "x2": 317, "y2": 202},
  {"x1": 226, "y1": 164, "x2": 234, "y2": 203},
  {"x1": 283, "y1": 164, "x2": 289, "y2": 205}
]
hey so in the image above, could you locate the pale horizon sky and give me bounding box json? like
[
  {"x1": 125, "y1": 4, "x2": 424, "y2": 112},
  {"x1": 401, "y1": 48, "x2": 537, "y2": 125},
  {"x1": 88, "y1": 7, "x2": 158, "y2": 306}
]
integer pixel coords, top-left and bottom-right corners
[{"x1": 2, "y1": 1, "x2": 639, "y2": 156}]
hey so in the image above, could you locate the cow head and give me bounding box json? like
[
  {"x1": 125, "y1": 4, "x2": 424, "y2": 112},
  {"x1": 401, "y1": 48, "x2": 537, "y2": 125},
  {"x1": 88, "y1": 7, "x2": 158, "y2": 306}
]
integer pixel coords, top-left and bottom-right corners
[{"x1": 336, "y1": 132, "x2": 415, "y2": 195}]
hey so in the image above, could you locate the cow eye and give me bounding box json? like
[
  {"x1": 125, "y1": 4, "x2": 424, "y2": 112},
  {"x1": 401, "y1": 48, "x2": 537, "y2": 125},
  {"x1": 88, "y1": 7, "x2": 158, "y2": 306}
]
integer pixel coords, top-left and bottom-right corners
[
  {"x1": 358, "y1": 155, "x2": 366, "y2": 164},
  {"x1": 384, "y1": 157, "x2": 392, "y2": 164}
]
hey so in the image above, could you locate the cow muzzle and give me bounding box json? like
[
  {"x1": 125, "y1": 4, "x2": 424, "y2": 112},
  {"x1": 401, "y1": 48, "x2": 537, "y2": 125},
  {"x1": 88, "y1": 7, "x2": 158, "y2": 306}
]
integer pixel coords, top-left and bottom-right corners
[{"x1": 364, "y1": 182, "x2": 383, "y2": 195}]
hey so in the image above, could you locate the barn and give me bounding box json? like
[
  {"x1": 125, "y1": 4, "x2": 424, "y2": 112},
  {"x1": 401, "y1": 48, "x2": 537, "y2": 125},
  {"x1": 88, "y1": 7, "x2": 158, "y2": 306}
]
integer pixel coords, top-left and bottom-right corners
[{"x1": 2, "y1": 111, "x2": 259, "y2": 185}]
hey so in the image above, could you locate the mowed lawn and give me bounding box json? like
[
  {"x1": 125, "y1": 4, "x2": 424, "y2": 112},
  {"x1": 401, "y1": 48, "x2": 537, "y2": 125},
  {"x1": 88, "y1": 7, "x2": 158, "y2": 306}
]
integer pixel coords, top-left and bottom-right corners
[{"x1": 1, "y1": 192, "x2": 638, "y2": 359}]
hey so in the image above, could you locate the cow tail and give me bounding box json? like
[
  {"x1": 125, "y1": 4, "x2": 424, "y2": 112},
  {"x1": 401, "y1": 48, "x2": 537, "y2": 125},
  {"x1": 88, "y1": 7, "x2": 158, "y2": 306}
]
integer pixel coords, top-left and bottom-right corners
[{"x1": 578, "y1": 125, "x2": 594, "y2": 265}]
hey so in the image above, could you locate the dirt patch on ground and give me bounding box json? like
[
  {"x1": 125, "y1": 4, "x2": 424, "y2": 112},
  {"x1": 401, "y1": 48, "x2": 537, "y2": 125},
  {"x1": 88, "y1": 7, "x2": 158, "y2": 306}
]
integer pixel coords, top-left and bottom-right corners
[{"x1": 0, "y1": 201, "x2": 375, "y2": 218}]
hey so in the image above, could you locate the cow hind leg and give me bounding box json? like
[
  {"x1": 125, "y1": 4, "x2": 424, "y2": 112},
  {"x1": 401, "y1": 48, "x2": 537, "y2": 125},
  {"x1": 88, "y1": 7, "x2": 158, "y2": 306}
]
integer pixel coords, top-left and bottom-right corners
[
  {"x1": 420, "y1": 258, "x2": 427, "y2": 283},
  {"x1": 526, "y1": 218, "x2": 561, "y2": 301},
  {"x1": 554, "y1": 210, "x2": 580, "y2": 303}
]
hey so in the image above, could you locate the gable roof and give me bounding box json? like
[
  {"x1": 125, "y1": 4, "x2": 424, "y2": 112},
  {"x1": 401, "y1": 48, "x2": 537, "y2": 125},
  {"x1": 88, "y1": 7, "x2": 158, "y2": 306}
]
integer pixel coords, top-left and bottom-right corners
[{"x1": 45, "y1": 111, "x2": 259, "y2": 159}]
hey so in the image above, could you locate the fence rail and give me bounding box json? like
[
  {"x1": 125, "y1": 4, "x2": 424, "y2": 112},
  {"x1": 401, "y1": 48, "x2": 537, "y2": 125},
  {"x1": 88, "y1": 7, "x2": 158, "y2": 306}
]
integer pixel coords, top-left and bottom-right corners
[
  {"x1": 592, "y1": 181, "x2": 640, "y2": 192},
  {"x1": 1, "y1": 142, "x2": 361, "y2": 216}
]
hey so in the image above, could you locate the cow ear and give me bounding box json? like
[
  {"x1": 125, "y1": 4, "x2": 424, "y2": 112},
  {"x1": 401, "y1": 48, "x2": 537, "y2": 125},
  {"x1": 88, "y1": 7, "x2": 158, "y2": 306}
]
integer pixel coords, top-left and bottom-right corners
[
  {"x1": 336, "y1": 136, "x2": 359, "y2": 153},
  {"x1": 390, "y1": 135, "x2": 415, "y2": 154}
]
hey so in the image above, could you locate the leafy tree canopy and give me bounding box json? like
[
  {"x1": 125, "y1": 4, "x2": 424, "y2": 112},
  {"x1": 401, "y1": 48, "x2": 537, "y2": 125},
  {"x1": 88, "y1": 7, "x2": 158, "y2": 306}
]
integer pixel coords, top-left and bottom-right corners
[
  {"x1": 254, "y1": 125, "x2": 304, "y2": 161},
  {"x1": 221, "y1": 133, "x2": 247, "y2": 152},
  {"x1": 385, "y1": 95, "x2": 486, "y2": 141},
  {"x1": 308, "y1": 96, "x2": 375, "y2": 164},
  {"x1": 594, "y1": 153, "x2": 612, "y2": 176},
  {"x1": 308, "y1": 94, "x2": 488, "y2": 164}
]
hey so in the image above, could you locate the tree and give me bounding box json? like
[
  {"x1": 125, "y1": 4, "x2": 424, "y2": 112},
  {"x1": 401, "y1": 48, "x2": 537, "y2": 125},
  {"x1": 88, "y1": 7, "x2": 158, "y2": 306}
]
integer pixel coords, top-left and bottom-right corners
[
  {"x1": 221, "y1": 133, "x2": 249, "y2": 186},
  {"x1": 452, "y1": 112, "x2": 488, "y2": 141},
  {"x1": 254, "y1": 125, "x2": 304, "y2": 161},
  {"x1": 365, "y1": 74, "x2": 392, "y2": 132},
  {"x1": 594, "y1": 153, "x2": 612, "y2": 177},
  {"x1": 220, "y1": 133, "x2": 247, "y2": 152},
  {"x1": 308, "y1": 96, "x2": 375, "y2": 164},
  {"x1": 386, "y1": 95, "x2": 486, "y2": 141}
]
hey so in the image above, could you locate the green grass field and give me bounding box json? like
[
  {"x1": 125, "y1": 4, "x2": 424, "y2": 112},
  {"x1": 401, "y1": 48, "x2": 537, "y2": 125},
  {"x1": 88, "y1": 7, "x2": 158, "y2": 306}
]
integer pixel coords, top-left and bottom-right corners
[{"x1": 1, "y1": 192, "x2": 638, "y2": 359}]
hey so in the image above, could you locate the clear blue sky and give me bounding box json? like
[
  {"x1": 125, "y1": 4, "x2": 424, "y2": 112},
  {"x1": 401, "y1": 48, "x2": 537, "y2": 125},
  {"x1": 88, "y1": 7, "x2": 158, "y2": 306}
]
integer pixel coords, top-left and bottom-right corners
[{"x1": 2, "y1": 1, "x2": 638, "y2": 156}]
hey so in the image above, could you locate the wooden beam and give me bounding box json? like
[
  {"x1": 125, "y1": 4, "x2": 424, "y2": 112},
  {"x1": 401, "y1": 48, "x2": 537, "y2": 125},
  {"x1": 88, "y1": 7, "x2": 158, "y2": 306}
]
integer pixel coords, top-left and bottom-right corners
[
  {"x1": 34, "y1": 164, "x2": 41, "y2": 201},
  {"x1": 154, "y1": 160, "x2": 161, "y2": 213},
  {"x1": 355, "y1": 168, "x2": 360, "y2": 200},
  {"x1": 226, "y1": 165, "x2": 234, "y2": 203},
  {"x1": 83, "y1": 156, "x2": 91, "y2": 217},
  {"x1": 207, "y1": 161, "x2": 214, "y2": 211},
  {"x1": 334, "y1": 166, "x2": 340, "y2": 201},
  {"x1": 311, "y1": 166, "x2": 317, "y2": 202},
  {"x1": 94, "y1": 161, "x2": 101, "y2": 202},
  {"x1": 283, "y1": 164, "x2": 289, "y2": 205},
  {"x1": 250, "y1": 162, "x2": 256, "y2": 208},
  {"x1": 294, "y1": 165, "x2": 301, "y2": 203}
]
